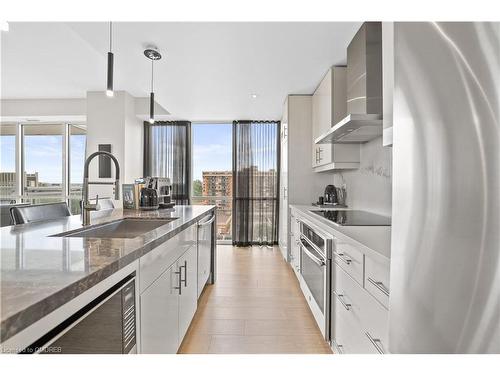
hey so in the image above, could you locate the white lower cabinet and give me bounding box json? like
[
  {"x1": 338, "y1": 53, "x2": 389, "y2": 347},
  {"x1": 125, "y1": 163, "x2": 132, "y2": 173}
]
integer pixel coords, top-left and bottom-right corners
[
  {"x1": 331, "y1": 260, "x2": 389, "y2": 354},
  {"x1": 140, "y1": 263, "x2": 180, "y2": 354},
  {"x1": 178, "y1": 245, "x2": 198, "y2": 340},
  {"x1": 289, "y1": 211, "x2": 301, "y2": 277},
  {"x1": 139, "y1": 224, "x2": 202, "y2": 354}
]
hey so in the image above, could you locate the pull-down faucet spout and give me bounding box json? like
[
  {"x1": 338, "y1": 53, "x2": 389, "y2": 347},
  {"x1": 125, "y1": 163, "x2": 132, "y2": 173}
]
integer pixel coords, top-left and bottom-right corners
[{"x1": 81, "y1": 151, "x2": 120, "y2": 226}]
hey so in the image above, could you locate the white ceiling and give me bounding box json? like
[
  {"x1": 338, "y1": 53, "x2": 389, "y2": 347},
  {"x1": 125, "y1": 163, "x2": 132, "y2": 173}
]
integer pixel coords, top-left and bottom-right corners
[{"x1": 1, "y1": 22, "x2": 361, "y2": 121}]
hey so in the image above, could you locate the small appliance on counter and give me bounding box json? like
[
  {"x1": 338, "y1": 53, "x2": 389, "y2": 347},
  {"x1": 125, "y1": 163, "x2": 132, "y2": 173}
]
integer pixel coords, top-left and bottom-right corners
[
  {"x1": 139, "y1": 187, "x2": 159, "y2": 210},
  {"x1": 142, "y1": 177, "x2": 175, "y2": 209},
  {"x1": 324, "y1": 184, "x2": 338, "y2": 204},
  {"x1": 314, "y1": 184, "x2": 347, "y2": 208}
]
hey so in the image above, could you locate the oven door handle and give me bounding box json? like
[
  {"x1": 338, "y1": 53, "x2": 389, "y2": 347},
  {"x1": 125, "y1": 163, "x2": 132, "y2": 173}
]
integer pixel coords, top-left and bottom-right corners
[
  {"x1": 299, "y1": 234, "x2": 325, "y2": 257},
  {"x1": 300, "y1": 239, "x2": 326, "y2": 267}
]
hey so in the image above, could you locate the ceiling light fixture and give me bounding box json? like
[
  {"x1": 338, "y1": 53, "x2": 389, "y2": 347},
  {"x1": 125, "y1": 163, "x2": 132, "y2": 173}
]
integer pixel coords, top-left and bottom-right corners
[
  {"x1": 144, "y1": 47, "x2": 162, "y2": 124},
  {"x1": 251, "y1": 94, "x2": 258, "y2": 99},
  {"x1": 106, "y1": 22, "x2": 114, "y2": 97},
  {"x1": 0, "y1": 21, "x2": 9, "y2": 32}
]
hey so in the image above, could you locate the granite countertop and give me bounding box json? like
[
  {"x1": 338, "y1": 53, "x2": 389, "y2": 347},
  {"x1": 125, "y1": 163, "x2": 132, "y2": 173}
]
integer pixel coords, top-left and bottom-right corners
[
  {"x1": 290, "y1": 205, "x2": 391, "y2": 259},
  {"x1": 0, "y1": 205, "x2": 215, "y2": 343}
]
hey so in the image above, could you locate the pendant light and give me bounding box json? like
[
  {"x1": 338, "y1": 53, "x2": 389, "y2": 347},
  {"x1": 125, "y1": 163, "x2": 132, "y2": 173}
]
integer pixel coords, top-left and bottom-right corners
[
  {"x1": 144, "y1": 47, "x2": 162, "y2": 124},
  {"x1": 106, "y1": 22, "x2": 114, "y2": 97}
]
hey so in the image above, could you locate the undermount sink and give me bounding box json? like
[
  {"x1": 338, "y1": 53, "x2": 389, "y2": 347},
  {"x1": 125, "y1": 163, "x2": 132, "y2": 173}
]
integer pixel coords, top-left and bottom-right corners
[{"x1": 52, "y1": 218, "x2": 178, "y2": 239}]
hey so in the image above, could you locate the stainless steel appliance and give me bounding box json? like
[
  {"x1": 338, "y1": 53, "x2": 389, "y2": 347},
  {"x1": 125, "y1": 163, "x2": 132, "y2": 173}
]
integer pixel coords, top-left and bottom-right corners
[
  {"x1": 145, "y1": 177, "x2": 174, "y2": 209},
  {"x1": 139, "y1": 187, "x2": 159, "y2": 210},
  {"x1": 311, "y1": 210, "x2": 391, "y2": 226},
  {"x1": 298, "y1": 221, "x2": 333, "y2": 341},
  {"x1": 197, "y1": 213, "x2": 216, "y2": 298},
  {"x1": 25, "y1": 274, "x2": 137, "y2": 354},
  {"x1": 323, "y1": 185, "x2": 338, "y2": 205},
  {"x1": 390, "y1": 22, "x2": 499, "y2": 353}
]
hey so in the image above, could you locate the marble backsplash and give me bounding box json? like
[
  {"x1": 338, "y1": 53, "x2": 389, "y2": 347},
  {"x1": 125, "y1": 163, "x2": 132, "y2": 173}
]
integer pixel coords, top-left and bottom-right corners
[{"x1": 332, "y1": 136, "x2": 393, "y2": 217}]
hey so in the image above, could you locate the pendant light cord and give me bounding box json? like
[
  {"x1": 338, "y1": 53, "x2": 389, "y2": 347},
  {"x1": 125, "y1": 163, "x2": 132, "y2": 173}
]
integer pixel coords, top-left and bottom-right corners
[
  {"x1": 109, "y1": 22, "x2": 112, "y2": 52},
  {"x1": 151, "y1": 59, "x2": 154, "y2": 92}
]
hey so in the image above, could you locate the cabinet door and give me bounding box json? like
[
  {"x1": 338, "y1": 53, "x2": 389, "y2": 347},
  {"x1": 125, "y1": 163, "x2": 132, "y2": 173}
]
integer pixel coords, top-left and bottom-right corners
[
  {"x1": 140, "y1": 264, "x2": 180, "y2": 354},
  {"x1": 289, "y1": 214, "x2": 300, "y2": 275},
  {"x1": 278, "y1": 130, "x2": 288, "y2": 260},
  {"x1": 313, "y1": 69, "x2": 332, "y2": 137},
  {"x1": 313, "y1": 143, "x2": 333, "y2": 167},
  {"x1": 312, "y1": 70, "x2": 333, "y2": 168},
  {"x1": 178, "y1": 245, "x2": 198, "y2": 341}
]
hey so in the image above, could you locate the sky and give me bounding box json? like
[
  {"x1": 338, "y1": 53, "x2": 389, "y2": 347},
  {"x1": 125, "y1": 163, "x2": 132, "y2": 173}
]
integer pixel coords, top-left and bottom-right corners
[
  {"x1": 0, "y1": 134, "x2": 85, "y2": 184},
  {"x1": 192, "y1": 123, "x2": 232, "y2": 181}
]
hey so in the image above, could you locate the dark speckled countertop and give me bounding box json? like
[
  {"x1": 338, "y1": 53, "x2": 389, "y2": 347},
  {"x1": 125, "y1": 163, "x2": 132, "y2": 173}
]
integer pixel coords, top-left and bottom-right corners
[{"x1": 0, "y1": 205, "x2": 215, "y2": 343}]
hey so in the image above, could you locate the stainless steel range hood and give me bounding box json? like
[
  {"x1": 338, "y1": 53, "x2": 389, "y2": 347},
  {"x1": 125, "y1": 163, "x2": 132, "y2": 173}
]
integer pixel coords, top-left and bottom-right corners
[
  {"x1": 315, "y1": 113, "x2": 382, "y2": 144},
  {"x1": 317, "y1": 22, "x2": 383, "y2": 144}
]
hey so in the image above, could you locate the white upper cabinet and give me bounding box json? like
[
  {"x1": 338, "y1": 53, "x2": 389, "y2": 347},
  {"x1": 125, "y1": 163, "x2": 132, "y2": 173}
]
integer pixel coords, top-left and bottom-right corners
[{"x1": 312, "y1": 67, "x2": 360, "y2": 172}]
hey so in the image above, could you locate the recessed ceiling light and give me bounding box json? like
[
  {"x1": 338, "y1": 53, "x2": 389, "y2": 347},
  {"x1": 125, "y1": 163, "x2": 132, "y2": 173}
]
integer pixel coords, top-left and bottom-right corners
[
  {"x1": 251, "y1": 94, "x2": 258, "y2": 99},
  {"x1": 0, "y1": 21, "x2": 9, "y2": 32}
]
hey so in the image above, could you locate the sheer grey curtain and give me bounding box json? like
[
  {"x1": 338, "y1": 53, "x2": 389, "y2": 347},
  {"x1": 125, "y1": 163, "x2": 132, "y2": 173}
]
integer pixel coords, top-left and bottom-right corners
[
  {"x1": 143, "y1": 121, "x2": 191, "y2": 204},
  {"x1": 232, "y1": 120, "x2": 280, "y2": 246}
]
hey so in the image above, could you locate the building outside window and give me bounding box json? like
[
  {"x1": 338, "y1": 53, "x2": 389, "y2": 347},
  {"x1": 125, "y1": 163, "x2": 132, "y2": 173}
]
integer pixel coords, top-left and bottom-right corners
[
  {"x1": 0, "y1": 123, "x2": 87, "y2": 214},
  {"x1": 191, "y1": 123, "x2": 233, "y2": 242}
]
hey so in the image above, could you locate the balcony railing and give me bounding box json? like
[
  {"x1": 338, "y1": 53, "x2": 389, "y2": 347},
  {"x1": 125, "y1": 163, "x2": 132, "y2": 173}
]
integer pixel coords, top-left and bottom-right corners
[{"x1": 191, "y1": 195, "x2": 232, "y2": 242}]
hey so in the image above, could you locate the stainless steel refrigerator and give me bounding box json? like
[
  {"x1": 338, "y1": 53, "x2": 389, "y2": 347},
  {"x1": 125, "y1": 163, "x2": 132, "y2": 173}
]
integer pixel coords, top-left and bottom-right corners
[{"x1": 390, "y1": 22, "x2": 500, "y2": 353}]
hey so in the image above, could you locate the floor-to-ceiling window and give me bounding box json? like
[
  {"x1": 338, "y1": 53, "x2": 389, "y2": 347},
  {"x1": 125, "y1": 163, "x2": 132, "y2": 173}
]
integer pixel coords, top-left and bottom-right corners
[
  {"x1": 23, "y1": 124, "x2": 64, "y2": 202},
  {"x1": 191, "y1": 123, "x2": 233, "y2": 242},
  {"x1": 0, "y1": 123, "x2": 87, "y2": 214},
  {"x1": 0, "y1": 124, "x2": 17, "y2": 203},
  {"x1": 69, "y1": 125, "x2": 87, "y2": 213}
]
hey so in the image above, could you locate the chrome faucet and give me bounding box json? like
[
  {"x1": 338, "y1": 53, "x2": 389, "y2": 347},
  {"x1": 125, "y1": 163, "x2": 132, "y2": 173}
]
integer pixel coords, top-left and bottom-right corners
[{"x1": 82, "y1": 151, "x2": 120, "y2": 226}]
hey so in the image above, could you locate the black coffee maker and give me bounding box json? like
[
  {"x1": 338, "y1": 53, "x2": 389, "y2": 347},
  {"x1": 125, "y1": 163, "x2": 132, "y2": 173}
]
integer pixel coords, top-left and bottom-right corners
[
  {"x1": 324, "y1": 184, "x2": 338, "y2": 205},
  {"x1": 139, "y1": 187, "x2": 159, "y2": 210}
]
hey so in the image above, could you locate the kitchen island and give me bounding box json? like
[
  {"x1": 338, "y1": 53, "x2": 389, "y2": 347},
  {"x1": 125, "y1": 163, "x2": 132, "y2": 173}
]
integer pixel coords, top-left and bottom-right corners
[{"x1": 0, "y1": 205, "x2": 215, "y2": 353}]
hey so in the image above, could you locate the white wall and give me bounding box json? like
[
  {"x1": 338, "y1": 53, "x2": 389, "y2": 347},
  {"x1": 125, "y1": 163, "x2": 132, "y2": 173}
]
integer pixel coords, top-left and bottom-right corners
[
  {"x1": 124, "y1": 93, "x2": 144, "y2": 184},
  {"x1": 86, "y1": 91, "x2": 143, "y2": 203},
  {"x1": 331, "y1": 136, "x2": 393, "y2": 216}
]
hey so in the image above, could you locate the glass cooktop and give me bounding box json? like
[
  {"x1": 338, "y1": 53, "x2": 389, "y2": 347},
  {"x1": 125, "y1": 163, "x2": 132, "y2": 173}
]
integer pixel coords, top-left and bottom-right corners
[{"x1": 311, "y1": 210, "x2": 391, "y2": 226}]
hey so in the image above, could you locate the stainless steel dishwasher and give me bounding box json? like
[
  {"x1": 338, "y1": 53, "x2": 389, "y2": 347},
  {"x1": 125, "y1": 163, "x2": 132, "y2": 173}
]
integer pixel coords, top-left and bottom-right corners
[
  {"x1": 23, "y1": 273, "x2": 137, "y2": 354},
  {"x1": 197, "y1": 212, "x2": 216, "y2": 298}
]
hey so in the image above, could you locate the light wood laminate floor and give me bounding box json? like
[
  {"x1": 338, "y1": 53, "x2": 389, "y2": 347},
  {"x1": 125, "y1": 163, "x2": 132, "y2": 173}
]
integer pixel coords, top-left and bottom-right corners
[{"x1": 178, "y1": 245, "x2": 332, "y2": 354}]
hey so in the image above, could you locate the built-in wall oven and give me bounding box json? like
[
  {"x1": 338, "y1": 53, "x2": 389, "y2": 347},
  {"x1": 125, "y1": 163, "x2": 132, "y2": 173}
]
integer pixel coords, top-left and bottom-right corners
[{"x1": 298, "y1": 221, "x2": 333, "y2": 342}]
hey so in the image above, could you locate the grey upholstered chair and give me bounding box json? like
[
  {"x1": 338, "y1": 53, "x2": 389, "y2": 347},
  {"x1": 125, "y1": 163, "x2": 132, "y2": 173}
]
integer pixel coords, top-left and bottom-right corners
[{"x1": 10, "y1": 202, "x2": 71, "y2": 225}]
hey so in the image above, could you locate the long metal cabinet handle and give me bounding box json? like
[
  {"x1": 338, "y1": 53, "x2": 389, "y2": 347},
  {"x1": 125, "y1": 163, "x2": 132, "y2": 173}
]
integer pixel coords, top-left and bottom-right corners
[
  {"x1": 174, "y1": 269, "x2": 182, "y2": 295},
  {"x1": 337, "y1": 252, "x2": 352, "y2": 265},
  {"x1": 367, "y1": 277, "x2": 389, "y2": 296},
  {"x1": 198, "y1": 214, "x2": 215, "y2": 227},
  {"x1": 181, "y1": 260, "x2": 187, "y2": 287},
  {"x1": 300, "y1": 241, "x2": 326, "y2": 267},
  {"x1": 365, "y1": 332, "x2": 385, "y2": 354},
  {"x1": 333, "y1": 291, "x2": 351, "y2": 311}
]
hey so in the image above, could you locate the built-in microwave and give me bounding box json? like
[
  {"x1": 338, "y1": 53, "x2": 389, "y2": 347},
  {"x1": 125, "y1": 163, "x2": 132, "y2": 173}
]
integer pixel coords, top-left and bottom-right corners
[{"x1": 298, "y1": 221, "x2": 333, "y2": 342}]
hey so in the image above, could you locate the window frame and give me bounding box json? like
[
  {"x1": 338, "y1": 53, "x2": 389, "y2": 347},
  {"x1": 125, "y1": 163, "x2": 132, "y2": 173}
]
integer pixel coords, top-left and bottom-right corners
[{"x1": 0, "y1": 122, "x2": 86, "y2": 212}]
